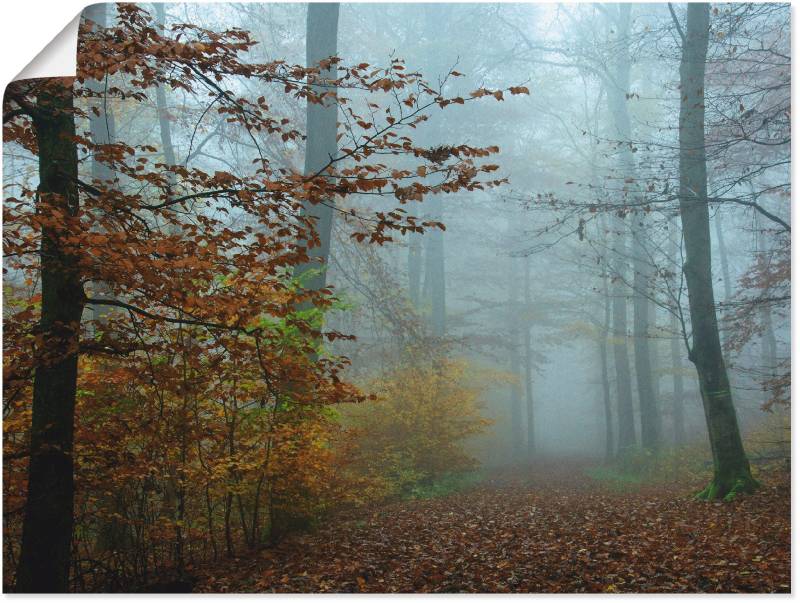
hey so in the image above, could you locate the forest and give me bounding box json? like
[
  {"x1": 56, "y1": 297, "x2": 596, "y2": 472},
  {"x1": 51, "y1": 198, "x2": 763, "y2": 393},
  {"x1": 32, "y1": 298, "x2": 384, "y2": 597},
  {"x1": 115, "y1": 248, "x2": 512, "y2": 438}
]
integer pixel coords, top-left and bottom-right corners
[{"x1": 1, "y1": 1, "x2": 790, "y2": 594}]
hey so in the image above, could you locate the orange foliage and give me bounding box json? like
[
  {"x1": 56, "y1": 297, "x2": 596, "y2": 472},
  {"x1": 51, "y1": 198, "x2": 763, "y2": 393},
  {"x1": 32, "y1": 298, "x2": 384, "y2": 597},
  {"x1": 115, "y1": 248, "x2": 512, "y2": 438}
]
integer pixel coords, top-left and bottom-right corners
[{"x1": 2, "y1": 3, "x2": 517, "y2": 590}]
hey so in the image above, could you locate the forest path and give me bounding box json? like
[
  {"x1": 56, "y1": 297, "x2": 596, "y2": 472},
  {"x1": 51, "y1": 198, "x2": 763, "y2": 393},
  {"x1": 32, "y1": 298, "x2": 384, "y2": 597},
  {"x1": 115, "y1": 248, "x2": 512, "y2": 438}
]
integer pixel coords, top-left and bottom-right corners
[{"x1": 194, "y1": 463, "x2": 789, "y2": 593}]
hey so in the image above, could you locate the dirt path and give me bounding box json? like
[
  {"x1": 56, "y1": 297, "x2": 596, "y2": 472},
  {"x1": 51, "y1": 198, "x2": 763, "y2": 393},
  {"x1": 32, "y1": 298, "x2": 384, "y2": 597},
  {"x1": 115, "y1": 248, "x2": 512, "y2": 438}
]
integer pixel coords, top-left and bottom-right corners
[{"x1": 194, "y1": 465, "x2": 790, "y2": 593}]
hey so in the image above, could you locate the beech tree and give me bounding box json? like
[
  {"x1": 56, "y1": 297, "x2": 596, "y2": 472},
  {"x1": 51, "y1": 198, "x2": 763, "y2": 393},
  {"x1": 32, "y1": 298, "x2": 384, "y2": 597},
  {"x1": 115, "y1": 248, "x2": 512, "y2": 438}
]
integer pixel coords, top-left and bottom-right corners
[
  {"x1": 3, "y1": 4, "x2": 516, "y2": 591},
  {"x1": 294, "y1": 2, "x2": 340, "y2": 298},
  {"x1": 12, "y1": 77, "x2": 82, "y2": 595},
  {"x1": 2, "y1": 1, "x2": 788, "y2": 594},
  {"x1": 675, "y1": 2, "x2": 757, "y2": 501}
]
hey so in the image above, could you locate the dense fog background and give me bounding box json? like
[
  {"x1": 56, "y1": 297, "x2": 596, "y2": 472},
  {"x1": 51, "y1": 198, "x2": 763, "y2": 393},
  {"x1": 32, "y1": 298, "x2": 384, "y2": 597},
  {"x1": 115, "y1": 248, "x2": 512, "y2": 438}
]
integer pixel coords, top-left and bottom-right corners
[{"x1": 5, "y1": 2, "x2": 790, "y2": 465}]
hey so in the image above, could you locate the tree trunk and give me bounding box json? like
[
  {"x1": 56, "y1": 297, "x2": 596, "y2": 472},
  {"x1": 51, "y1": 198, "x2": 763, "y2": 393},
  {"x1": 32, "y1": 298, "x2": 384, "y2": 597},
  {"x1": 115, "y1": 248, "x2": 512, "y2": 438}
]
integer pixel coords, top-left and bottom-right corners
[
  {"x1": 713, "y1": 212, "x2": 733, "y2": 303},
  {"x1": 677, "y1": 2, "x2": 756, "y2": 500},
  {"x1": 293, "y1": 2, "x2": 339, "y2": 294},
  {"x1": 713, "y1": 211, "x2": 732, "y2": 364},
  {"x1": 611, "y1": 252, "x2": 636, "y2": 453},
  {"x1": 154, "y1": 4, "x2": 177, "y2": 190},
  {"x1": 507, "y1": 254, "x2": 524, "y2": 462},
  {"x1": 408, "y1": 231, "x2": 422, "y2": 308},
  {"x1": 757, "y1": 223, "x2": 778, "y2": 388},
  {"x1": 417, "y1": 4, "x2": 448, "y2": 338},
  {"x1": 669, "y1": 217, "x2": 687, "y2": 447},
  {"x1": 670, "y1": 322, "x2": 686, "y2": 447},
  {"x1": 85, "y1": 2, "x2": 116, "y2": 327},
  {"x1": 85, "y1": 4, "x2": 116, "y2": 185},
  {"x1": 154, "y1": 3, "x2": 178, "y2": 204},
  {"x1": 16, "y1": 79, "x2": 84, "y2": 593},
  {"x1": 600, "y1": 252, "x2": 615, "y2": 463},
  {"x1": 632, "y1": 257, "x2": 660, "y2": 451},
  {"x1": 523, "y1": 255, "x2": 535, "y2": 460},
  {"x1": 605, "y1": 3, "x2": 659, "y2": 452},
  {"x1": 423, "y1": 194, "x2": 446, "y2": 337}
]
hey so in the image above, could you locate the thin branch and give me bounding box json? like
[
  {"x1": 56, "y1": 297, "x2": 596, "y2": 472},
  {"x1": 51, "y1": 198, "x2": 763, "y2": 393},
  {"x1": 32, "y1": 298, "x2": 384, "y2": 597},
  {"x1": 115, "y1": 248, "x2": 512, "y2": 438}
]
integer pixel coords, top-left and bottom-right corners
[
  {"x1": 668, "y1": 3, "x2": 686, "y2": 46},
  {"x1": 85, "y1": 297, "x2": 257, "y2": 333}
]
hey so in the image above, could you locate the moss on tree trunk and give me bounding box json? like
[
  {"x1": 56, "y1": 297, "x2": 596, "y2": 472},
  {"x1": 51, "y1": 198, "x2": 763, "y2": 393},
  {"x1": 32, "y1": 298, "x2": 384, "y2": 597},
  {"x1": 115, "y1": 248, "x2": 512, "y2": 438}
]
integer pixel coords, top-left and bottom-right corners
[{"x1": 678, "y1": 3, "x2": 757, "y2": 502}]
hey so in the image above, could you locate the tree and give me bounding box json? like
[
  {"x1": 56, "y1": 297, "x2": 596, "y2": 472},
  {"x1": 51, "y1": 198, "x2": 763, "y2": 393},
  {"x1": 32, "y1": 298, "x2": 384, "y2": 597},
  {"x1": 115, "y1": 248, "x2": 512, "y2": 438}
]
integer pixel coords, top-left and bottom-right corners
[
  {"x1": 675, "y1": 2, "x2": 757, "y2": 500},
  {"x1": 610, "y1": 246, "x2": 637, "y2": 454},
  {"x1": 293, "y1": 2, "x2": 340, "y2": 298},
  {"x1": 13, "y1": 77, "x2": 83, "y2": 594},
  {"x1": 416, "y1": 4, "x2": 452, "y2": 338},
  {"x1": 507, "y1": 252, "x2": 524, "y2": 462},
  {"x1": 603, "y1": 4, "x2": 660, "y2": 453},
  {"x1": 422, "y1": 193, "x2": 446, "y2": 337},
  {"x1": 3, "y1": 4, "x2": 514, "y2": 589},
  {"x1": 668, "y1": 217, "x2": 687, "y2": 447},
  {"x1": 522, "y1": 254, "x2": 535, "y2": 460},
  {"x1": 598, "y1": 217, "x2": 615, "y2": 461},
  {"x1": 408, "y1": 230, "x2": 422, "y2": 307}
]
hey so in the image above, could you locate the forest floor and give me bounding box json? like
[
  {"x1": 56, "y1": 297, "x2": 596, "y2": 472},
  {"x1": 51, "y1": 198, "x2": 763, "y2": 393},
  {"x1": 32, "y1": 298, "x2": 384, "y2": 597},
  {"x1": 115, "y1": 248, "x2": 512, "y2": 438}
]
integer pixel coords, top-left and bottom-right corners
[{"x1": 193, "y1": 461, "x2": 790, "y2": 593}]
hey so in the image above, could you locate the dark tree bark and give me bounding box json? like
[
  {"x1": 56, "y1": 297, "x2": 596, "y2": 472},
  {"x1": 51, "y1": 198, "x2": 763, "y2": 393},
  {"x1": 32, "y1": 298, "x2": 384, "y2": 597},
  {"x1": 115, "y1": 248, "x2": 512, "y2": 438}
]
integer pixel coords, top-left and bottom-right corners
[
  {"x1": 677, "y1": 2, "x2": 757, "y2": 500},
  {"x1": 16, "y1": 79, "x2": 84, "y2": 593},
  {"x1": 294, "y1": 2, "x2": 339, "y2": 294}
]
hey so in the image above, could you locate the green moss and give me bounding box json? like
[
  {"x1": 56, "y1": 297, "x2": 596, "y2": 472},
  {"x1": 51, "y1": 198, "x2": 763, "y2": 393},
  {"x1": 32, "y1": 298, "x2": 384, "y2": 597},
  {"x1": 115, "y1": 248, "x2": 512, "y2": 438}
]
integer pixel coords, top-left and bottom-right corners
[
  {"x1": 694, "y1": 481, "x2": 719, "y2": 500},
  {"x1": 722, "y1": 476, "x2": 760, "y2": 502},
  {"x1": 695, "y1": 474, "x2": 759, "y2": 501},
  {"x1": 584, "y1": 466, "x2": 644, "y2": 492},
  {"x1": 405, "y1": 471, "x2": 483, "y2": 501}
]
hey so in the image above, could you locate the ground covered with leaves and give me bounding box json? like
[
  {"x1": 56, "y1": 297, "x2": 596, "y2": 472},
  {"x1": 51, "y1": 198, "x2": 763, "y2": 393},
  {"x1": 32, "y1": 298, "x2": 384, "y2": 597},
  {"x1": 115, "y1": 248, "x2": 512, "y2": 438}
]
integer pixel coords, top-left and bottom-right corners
[{"x1": 194, "y1": 462, "x2": 790, "y2": 593}]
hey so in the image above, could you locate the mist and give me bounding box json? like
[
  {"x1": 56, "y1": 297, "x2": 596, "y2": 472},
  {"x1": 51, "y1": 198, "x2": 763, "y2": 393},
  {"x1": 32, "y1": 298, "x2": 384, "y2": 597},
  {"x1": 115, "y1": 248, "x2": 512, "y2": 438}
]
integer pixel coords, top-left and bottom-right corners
[{"x1": 2, "y1": 1, "x2": 790, "y2": 593}]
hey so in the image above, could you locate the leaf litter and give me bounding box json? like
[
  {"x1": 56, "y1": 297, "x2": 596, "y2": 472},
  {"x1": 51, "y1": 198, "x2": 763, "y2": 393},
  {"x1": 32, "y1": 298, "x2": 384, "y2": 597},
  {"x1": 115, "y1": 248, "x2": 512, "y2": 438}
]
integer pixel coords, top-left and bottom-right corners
[{"x1": 194, "y1": 461, "x2": 790, "y2": 593}]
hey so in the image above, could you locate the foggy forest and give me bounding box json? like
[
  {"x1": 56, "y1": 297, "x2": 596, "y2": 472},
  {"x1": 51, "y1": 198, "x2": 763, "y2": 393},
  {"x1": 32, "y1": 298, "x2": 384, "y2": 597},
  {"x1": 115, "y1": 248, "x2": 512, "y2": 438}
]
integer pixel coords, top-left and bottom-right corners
[{"x1": 1, "y1": 1, "x2": 791, "y2": 594}]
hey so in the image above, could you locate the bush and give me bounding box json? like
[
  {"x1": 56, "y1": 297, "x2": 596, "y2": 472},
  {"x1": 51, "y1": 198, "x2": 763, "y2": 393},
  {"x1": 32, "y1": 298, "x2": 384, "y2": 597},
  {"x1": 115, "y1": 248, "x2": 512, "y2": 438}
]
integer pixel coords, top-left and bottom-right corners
[{"x1": 340, "y1": 356, "x2": 494, "y2": 501}]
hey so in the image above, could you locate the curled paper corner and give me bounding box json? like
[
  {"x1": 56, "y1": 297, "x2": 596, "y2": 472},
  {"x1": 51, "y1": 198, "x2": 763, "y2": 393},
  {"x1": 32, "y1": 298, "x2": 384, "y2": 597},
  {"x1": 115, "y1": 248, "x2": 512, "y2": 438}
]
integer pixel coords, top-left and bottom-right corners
[{"x1": 13, "y1": 12, "x2": 82, "y2": 82}]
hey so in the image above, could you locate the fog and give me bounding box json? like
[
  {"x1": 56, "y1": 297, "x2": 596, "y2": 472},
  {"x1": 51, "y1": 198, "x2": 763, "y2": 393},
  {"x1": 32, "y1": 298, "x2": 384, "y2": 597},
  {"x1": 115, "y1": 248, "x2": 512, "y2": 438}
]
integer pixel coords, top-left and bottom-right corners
[
  {"x1": 228, "y1": 2, "x2": 789, "y2": 464},
  {"x1": 2, "y1": 1, "x2": 790, "y2": 592}
]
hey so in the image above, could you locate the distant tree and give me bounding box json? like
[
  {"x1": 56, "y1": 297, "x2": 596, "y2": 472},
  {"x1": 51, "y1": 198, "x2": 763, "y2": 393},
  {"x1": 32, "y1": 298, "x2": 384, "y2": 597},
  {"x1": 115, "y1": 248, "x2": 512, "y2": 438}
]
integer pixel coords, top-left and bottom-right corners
[
  {"x1": 293, "y1": 2, "x2": 340, "y2": 300},
  {"x1": 603, "y1": 3, "x2": 660, "y2": 453}
]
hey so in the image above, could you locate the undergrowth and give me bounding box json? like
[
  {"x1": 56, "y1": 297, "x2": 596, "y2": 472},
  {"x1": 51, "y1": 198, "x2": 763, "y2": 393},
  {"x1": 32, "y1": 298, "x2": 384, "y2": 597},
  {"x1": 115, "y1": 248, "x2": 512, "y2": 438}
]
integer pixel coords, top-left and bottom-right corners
[
  {"x1": 405, "y1": 471, "x2": 484, "y2": 500},
  {"x1": 586, "y1": 410, "x2": 789, "y2": 495}
]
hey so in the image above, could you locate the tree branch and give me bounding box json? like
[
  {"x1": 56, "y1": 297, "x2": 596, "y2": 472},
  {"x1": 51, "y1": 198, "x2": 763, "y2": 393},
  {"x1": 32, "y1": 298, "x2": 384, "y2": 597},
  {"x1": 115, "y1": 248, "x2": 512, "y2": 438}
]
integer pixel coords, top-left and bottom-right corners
[
  {"x1": 668, "y1": 3, "x2": 686, "y2": 46},
  {"x1": 85, "y1": 297, "x2": 256, "y2": 333}
]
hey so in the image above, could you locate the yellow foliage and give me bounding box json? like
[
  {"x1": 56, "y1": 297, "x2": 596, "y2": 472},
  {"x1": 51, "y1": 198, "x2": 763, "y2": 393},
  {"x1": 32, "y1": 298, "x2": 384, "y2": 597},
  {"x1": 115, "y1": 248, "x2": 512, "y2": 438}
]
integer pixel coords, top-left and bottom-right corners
[{"x1": 340, "y1": 357, "x2": 494, "y2": 499}]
